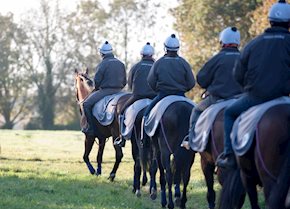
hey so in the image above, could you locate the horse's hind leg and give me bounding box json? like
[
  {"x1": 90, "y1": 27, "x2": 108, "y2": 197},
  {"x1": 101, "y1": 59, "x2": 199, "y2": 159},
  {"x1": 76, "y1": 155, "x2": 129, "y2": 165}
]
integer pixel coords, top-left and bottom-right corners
[
  {"x1": 161, "y1": 150, "x2": 174, "y2": 209},
  {"x1": 180, "y1": 150, "x2": 195, "y2": 209},
  {"x1": 83, "y1": 136, "x2": 96, "y2": 175},
  {"x1": 96, "y1": 137, "x2": 106, "y2": 175},
  {"x1": 131, "y1": 134, "x2": 141, "y2": 197},
  {"x1": 201, "y1": 155, "x2": 216, "y2": 209}
]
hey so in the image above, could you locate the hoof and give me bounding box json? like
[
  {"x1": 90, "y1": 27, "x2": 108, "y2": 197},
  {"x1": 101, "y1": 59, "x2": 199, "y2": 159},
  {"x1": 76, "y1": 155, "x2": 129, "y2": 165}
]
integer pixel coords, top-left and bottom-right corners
[
  {"x1": 108, "y1": 173, "x2": 115, "y2": 182},
  {"x1": 135, "y1": 189, "x2": 141, "y2": 197},
  {"x1": 150, "y1": 188, "x2": 157, "y2": 200},
  {"x1": 132, "y1": 188, "x2": 136, "y2": 194},
  {"x1": 174, "y1": 197, "x2": 181, "y2": 207}
]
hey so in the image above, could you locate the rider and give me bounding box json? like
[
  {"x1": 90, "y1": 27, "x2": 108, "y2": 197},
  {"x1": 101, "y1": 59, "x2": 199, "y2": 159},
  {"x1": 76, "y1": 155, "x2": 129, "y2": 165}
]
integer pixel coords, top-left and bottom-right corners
[
  {"x1": 216, "y1": 0, "x2": 290, "y2": 168},
  {"x1": 82, "y1": 41, "x2": 127, "y2": 137},
  {"x1": 143, "y1": 34, "x2": 195, "y2": 118},
  {"x1": 115, "y1": 42, "x2": 157, "y2": 146},
  {"x1": 182, "y1": 27, "x2": 243, "y2": 150}
]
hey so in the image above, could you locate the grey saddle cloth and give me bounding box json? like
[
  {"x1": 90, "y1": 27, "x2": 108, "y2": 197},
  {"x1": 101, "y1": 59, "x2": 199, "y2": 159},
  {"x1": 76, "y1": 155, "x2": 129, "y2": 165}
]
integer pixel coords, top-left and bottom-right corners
[
  {"x1": 190, "y1": 99, "x2": 237, "y2": 152},
  {"x1": 143, "y1": 96, "x2": 195, "y2": 137},
  {"x1": 93, "y1": 92, "x2": 129, "y2": 126},
  {"x1": 120, "y1": 98, "x2": 151, "y2": 139},
  {"x1": 231, "y1": 96, "x2": 290, "y2": 156}
]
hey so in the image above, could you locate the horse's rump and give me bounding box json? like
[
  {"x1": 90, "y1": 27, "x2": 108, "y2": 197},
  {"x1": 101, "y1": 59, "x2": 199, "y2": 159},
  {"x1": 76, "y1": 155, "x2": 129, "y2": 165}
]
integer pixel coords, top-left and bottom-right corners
[{"x1": 255, "y1": 104, "x2": 290, "y2": 180}]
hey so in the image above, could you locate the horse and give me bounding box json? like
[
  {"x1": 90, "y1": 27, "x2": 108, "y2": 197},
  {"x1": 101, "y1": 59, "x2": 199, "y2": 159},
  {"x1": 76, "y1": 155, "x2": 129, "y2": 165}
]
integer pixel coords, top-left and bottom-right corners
[
  {"x1": 128, "y1": 108, "x2": 166, "y2": 199},
  {"x1": 198, "y1": 109, "x2": 246, "y2": 209},
  {"x1": 74, "y1": 68, "x2": 129, "y2": 181},
  {"x1": 75, "y1": 68, "x2": 161, "y2": 198},
  {"x1": 152, "y1": 101, "x2": 195, "y2": 209},
  {"x1": 221, "y1": 104, "x2": 290, "y2": 209}
]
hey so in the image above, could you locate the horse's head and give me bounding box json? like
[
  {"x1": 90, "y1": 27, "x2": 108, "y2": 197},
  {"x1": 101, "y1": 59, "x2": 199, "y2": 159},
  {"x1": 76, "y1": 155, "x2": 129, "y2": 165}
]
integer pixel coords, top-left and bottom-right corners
[{"x1": 74, "y1": 68, "x2": 94, "y2": 104}]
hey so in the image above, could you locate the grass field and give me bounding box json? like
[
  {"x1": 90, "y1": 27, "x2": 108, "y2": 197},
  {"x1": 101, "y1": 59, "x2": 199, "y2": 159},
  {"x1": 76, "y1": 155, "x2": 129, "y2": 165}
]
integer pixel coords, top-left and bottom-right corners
[{"x1": 0, "y1": 130, "x2": 265, "y2": 209}]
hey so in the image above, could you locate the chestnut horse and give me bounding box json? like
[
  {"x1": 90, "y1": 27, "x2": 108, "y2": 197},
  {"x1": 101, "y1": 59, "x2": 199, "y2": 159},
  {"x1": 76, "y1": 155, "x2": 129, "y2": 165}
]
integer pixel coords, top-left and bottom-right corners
[
  {"x1": 74, "y1": 68, "x2": 129, "y2": 181},
  {"x1": 221, "y1": 104, "x2": 290, "y2": 209}
]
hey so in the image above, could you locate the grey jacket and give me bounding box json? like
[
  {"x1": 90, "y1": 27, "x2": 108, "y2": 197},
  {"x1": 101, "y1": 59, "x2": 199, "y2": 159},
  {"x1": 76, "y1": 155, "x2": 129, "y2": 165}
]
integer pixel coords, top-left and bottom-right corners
[
  {"x1": 197, "y1": 47, "x2": 242, "y2": 99},
  {"x1": 94, "y1": 53, "x2": 127, "y2": 90},
  {"x1": 235, "y1": 27, "x2": 290, "y2": 98},
  {"x1": 147, "y1": 53, "x2": 195, "y2": 94},
  {"x1": 128, "y1": 57, "x2": 156, "y2": 97}
]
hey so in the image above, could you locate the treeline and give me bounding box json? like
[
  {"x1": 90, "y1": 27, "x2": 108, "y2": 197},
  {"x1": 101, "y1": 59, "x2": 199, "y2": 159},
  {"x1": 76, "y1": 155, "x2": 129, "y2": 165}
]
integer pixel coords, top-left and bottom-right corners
[{"x1": 0, "y1": 0, "x2": 275, "y2": 130}]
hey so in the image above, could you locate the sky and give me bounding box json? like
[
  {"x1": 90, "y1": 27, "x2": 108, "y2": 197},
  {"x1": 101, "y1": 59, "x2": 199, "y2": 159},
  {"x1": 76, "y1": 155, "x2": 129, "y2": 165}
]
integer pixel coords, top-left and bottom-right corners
[{"x1": 0, "y1": 0, "x2": 179, "y2": 61}]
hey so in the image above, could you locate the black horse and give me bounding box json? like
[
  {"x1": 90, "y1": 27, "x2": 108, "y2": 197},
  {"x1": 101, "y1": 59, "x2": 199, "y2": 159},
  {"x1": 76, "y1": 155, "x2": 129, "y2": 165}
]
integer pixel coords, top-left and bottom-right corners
[
  {"x1": 221, "y1": 104, "x2": 290, "y2": 209},
  {"x1": 152, "y1": 101, "x2": 195, "y2": 209},
  {"x1": 75, "y1": 69, "x2": 129, "y2": 181}
]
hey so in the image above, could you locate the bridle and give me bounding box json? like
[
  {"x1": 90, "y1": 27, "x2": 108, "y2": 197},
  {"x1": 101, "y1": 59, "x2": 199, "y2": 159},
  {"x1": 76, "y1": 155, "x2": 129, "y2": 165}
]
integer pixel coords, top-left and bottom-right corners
[{"x1": 75, "y1": 73, "x2": 94, "y2": 106}]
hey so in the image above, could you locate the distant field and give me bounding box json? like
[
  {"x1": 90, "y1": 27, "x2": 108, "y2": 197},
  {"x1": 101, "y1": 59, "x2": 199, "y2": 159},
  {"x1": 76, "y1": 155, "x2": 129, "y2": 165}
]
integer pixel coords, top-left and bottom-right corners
[{"x1": 0, "y1": 130, "x2": 264, "y2": 209}]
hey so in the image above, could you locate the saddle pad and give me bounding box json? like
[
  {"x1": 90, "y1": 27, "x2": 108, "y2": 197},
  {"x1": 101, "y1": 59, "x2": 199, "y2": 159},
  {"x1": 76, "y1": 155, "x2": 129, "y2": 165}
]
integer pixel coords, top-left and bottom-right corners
[
  {"x1": 190, "y1": 99, "x2": 237, "y2": 152},
  {"x1": 120, "y1": 98, "x2": 152, "y2": 139},
  {"x1": 231, "y1": 96, "x2": 290, "y2": 156},
  {"x1": 144, "y1": 95, "x2": 195, "y2": 137},
  {"x1": 93, "y1": 92, "x2": 129, "y2": 126}
]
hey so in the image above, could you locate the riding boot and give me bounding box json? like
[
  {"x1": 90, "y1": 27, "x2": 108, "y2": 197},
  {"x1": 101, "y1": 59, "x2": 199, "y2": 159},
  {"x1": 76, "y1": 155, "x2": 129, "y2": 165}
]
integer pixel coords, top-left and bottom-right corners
[
  {"x1": 82, "y1": 106, "x2": 97, "y2": 137},
  {"x1": 216, "y1": 152, "x2": 236, "y2": 168},
  {"x1": 114, "y1": 114, "x2": 125, "y2": 147}
]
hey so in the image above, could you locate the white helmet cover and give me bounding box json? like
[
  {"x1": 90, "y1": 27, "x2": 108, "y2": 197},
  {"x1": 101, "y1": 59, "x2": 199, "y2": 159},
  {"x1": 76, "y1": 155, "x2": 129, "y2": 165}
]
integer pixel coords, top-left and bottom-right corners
[
  {"x1": 140, "y1": 42, "x2": 154, "y2": 56},
  {"x1": 164, "y1": 34, "x2": 180, "y2": 51},
  {"x1": 268, "y1": 0, "x2": 290, "y2": 22},
  {"x1": 219, "y1": 27, "x2": 241, "y2": 45},
  {"x1": 99, "y1": 41, "x2": 113, "y2": 54}
]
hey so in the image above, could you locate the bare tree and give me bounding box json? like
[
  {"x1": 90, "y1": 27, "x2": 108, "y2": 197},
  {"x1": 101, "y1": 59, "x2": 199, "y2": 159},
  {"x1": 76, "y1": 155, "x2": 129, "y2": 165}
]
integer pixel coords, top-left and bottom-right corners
[
  {"x1": 21, "y1": 0, "x2": 73, "y2": 129},
  {"x1": 0, "y1": 13, "x2": 31, "y2": 129}
]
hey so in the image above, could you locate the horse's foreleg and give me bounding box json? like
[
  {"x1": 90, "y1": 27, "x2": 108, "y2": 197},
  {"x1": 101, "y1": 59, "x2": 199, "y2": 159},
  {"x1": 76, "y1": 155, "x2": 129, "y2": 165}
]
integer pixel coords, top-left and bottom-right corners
[
  {"x1": 108, "y1": 139, "x2": 123, "y2": 181},
  {"x1": 241, "y1": 171, "x2": 260, "y2": 209},
  {"x1": 83, "y1": 136, "x2": 95, "y2": 175},
  {"x1": 96, "y1": 137, "x2": 106, "y2": 175},
  {"x1": 201, "y1": 155, "x2": 216, "y2": 209}
]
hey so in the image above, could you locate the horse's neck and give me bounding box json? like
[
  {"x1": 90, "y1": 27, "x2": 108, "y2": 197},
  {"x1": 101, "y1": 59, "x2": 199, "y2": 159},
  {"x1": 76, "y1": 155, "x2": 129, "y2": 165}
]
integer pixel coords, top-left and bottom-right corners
[{"x1": 78, "y1": 86, "x2": 91, "y2": 101}]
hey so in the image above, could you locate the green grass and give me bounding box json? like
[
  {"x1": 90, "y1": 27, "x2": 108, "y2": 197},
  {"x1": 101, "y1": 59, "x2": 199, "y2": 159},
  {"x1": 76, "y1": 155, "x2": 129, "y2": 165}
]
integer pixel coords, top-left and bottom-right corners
[{"x1": 0, "y1": 130, "x2": 265, "y2": 209}]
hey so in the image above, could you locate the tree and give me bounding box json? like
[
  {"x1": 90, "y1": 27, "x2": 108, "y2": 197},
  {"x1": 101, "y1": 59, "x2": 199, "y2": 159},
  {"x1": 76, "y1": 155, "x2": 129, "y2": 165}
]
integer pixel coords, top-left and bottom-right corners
[
  {"x1": 172, "y1": 0, "x2": 260, "y2": 100},
  {"x1": 21, "y1": 0, "x2": 73, "y2": 129},
  {"x1": 0, "y1": 13, "x2": 31, "y2": 129},
  {"x1": 250, "y1": 0, "x2": 275, "y2": 37}
]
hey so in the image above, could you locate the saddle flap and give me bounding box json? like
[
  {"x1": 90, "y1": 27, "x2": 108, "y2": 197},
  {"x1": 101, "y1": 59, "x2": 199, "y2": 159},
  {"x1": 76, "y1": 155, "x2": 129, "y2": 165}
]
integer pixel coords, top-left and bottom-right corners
[
  {"x1": 144, "y1": 95, "x2": 195, "y2": 137},
  {"x1": 191, "y1": 99, "x2": 237, "y2": 152},
  {"x1": 93, "y1": 92, "x2": 129, "y2": 126},
  {"x1": 120, "y1": 98, "x2": 151, "y2": 139},
  {"x1": 231, "y1": 96, "x2": 290, "y2": 156}
]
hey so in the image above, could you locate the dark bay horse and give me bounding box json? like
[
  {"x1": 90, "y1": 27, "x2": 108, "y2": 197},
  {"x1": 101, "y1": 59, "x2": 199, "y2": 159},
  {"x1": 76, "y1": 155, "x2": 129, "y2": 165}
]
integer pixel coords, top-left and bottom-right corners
[
  {"x1": 222, "y1": 104, "x2": 290, "y2": 209},
  {"x1": 74, "y1": 68, "x2": 130, "y2": 181},
  {"x1": 154, "y1": 101, "x2": 195, "y2": 209},
  {"x1": 199, "y1": 109, "x2": 245, "y2": 209}
]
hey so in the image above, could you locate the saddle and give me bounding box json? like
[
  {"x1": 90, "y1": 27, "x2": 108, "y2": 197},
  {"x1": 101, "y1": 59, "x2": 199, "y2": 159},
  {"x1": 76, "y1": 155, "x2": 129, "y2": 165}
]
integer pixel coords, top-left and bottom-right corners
[
  {"x1": 92, "y1": 92, "x2": 129, "y2": 126},
  {"x1": 190, "y1": 99, "x2": 237, "y2": 152},
  {"x1": 231, "y1": 96, "x2": 290, "y2": 156},
  {"x1": 143, "y1": 95, "x2": 195, "y2": 137},
  {"x1": 120, "y1": 98, "x2": 152, "y2": 139}
]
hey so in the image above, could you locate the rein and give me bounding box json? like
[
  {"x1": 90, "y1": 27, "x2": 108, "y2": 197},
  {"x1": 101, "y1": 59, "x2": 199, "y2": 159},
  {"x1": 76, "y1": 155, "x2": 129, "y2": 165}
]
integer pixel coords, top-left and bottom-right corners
[
  {"x1": 160, "y1": 118, "x2": 174, "y2": 155},
  {"x1": 256, "y1": 124, "x2": 277, "y2": 181}
]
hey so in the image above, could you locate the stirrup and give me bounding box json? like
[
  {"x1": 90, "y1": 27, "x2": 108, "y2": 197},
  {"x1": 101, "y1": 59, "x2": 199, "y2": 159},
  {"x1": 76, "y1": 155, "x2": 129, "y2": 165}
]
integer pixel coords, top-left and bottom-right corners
[
  {"x1": 113, "y1": 136, "x2": 122, "y2": 146},
  {"x1": 180, "y1": 135, "x2": 190, "y2": 150}
]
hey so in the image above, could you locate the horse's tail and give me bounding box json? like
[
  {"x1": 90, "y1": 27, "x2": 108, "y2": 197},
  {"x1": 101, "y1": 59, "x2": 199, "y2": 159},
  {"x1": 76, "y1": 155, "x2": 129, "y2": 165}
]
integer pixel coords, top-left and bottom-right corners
[
  {"x1": 218, "y1": 168, "x2": 245, "y2": 209},
  {"x1": 268, "y1": 142, "x2": 290, "y2": 209}
]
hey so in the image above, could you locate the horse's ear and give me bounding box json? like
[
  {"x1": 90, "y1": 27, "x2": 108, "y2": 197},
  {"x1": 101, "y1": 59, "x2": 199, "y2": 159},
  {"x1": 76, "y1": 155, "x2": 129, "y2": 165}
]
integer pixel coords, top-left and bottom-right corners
[
  {"x1": 74, "y1": 69, "x2": 79, "y2": 75},
  {"x1": 85, "y1": 67, "x2": 89, "y2": 75}
]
